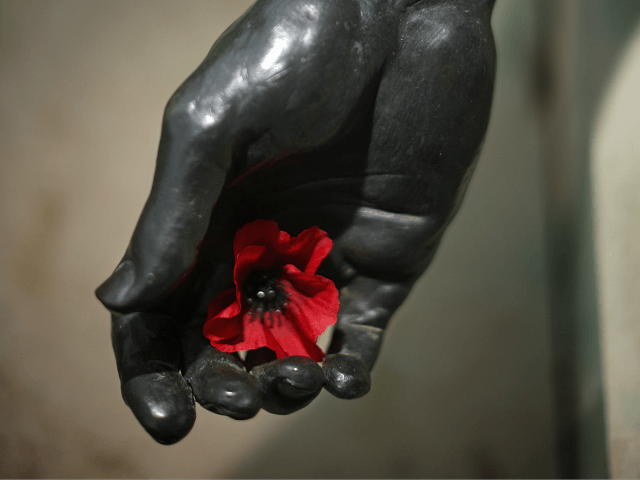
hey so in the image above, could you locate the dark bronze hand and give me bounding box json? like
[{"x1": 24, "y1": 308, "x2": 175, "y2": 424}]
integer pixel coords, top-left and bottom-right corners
[{"x1": 97, "y1": 0, "x2": 496, "y2": 444}]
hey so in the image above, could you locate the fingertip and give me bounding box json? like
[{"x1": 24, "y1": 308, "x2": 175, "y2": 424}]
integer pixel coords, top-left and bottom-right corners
[
  {"x1": 251, "y1": 356, "x2": 324, "y2": 415},
  {"x1": 97, "y1": 260, "x2": 179, "y2": 313},
  {"x1": 322, "y1": 353, "x2": 371, "y2": 399},
  {"x1": 272, "y1": 356, "x2": 325, "y2": 398},
  {"x1": 121, "y1": 372, "x2": 195, "y2": 445},
  {"x1": 96, "y1": 260, "x2": 141, "y2": 313},
  {"x1": 194, "y1": 369, "x2": 263, "y2": 420},
  {"x1": 185, "y1": 350, "x2": 263, "y2": 420}
]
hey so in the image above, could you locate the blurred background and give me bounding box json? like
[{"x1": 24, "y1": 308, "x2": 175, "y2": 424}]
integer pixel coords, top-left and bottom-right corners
[{"x1": 0, "y1": 0, "x2": 639, "y2": 477}]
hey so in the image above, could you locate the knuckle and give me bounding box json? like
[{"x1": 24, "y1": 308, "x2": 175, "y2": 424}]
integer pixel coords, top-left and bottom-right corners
[{"x1": 163, "y1": 97, "x2": 219, "y2": 136}]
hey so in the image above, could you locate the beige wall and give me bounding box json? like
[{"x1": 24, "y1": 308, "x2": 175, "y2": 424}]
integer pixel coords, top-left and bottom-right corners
[
  {"x1": 0, "y1": 1, "x2": 560, "y2": 477},
  {"x1": 592, "y1": 22, "x2": 640, "y2": 479}
]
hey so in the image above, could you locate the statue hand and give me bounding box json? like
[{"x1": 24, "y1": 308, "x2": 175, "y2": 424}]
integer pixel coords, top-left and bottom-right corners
[{"x1": 96, "y1": 0, "x2": 496, "y2": 444}]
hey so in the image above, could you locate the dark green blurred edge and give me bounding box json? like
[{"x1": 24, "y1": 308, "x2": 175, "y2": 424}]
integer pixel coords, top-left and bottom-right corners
[{"x1": 534, "y1": 1, "x2": 640, "y2": 477}]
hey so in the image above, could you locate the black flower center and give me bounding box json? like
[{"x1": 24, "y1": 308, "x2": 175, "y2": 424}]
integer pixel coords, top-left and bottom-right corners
[{"x1": 242, "y1": 267, "x2": 290, "y2": 322}]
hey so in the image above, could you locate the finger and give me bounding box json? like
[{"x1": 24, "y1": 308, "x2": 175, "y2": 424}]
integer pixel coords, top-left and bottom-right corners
[
  {"x1": 112, "y1": 312, "x2": 195, "y2": 445},
  {"x1": 248, "y1": 353, "x2": 324, "y2": 415},
  {"x1": 182, "y1": 321, "x2": 262, "y2": 420},
  {"x1": 95, "y1": 95, "x2": 231, "y2": 313},
  {"x1": 323, "y1": 275, "x2": 412, "y2": 399}
]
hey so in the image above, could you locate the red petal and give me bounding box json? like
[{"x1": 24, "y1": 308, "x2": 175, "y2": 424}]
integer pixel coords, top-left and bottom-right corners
[
  {"x1": 204, "y1": 316, "x2": 243, "y2": 344},
  {"x1": 243, "y1": 313, "x2": 284, "y2": 355},
  {"x1": 233, "y1": 220, "x2": 289, "y2": 258},
  {"x1": 207, "y1": 288, "x2": 241, "y2": 319},
  {"x1": 203, "y1": 288, "x2": 243, "y2": 342},
  {"x1": 212, "y1": 310, "x2": 292, "y2": 356},
  {"x1": 280, "y1": 226, "x2": 333, "y2": 274},
  {"x1": 264, "y1": 315, "x2": 326, "y2": 361},
  {"x1": 232, "y1": 220, "x2": 332, "y2": 275},
  {"x1": 281, "y1": 264, "x2": 339, "y2": 341},
  {"x1": 210, "y1": 307, "x2": 327, "y2": 360},
  {"x1": 211, "y1": 337, "x2": 247, "y2": 355}
]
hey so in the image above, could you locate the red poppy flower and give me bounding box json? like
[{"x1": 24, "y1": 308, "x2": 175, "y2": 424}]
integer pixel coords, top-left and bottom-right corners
[{"x1": 203, "y1": 220, "x2": 339, "y2": 361}]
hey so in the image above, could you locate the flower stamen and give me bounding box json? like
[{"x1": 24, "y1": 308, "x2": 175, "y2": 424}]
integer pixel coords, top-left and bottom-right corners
[{"x1": 243, "y1": 267, "x2": 290, "y2": 323}]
